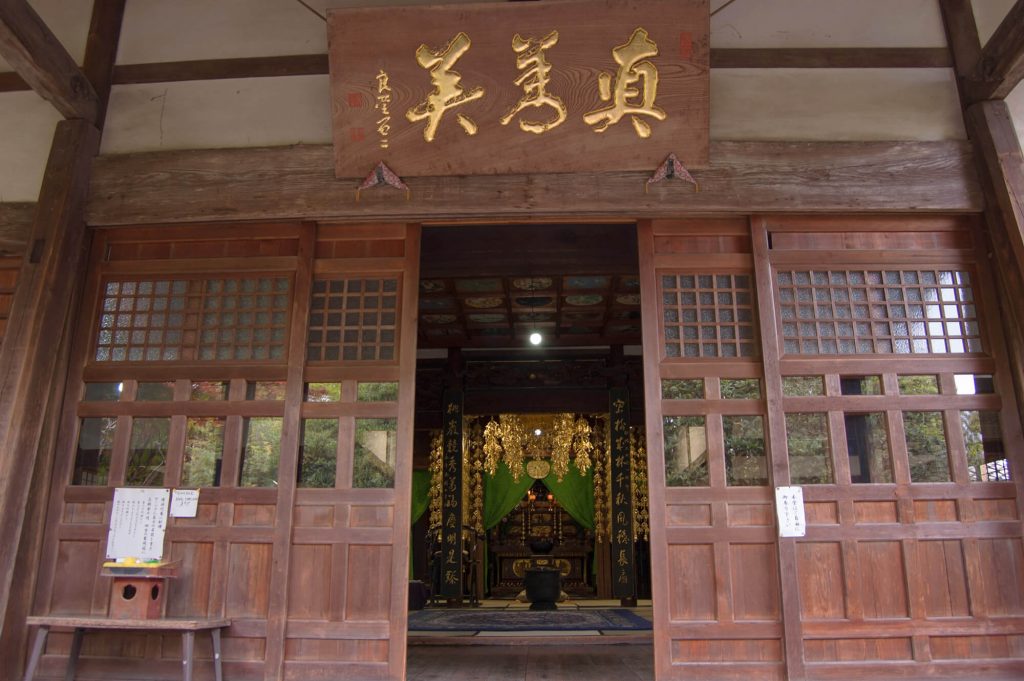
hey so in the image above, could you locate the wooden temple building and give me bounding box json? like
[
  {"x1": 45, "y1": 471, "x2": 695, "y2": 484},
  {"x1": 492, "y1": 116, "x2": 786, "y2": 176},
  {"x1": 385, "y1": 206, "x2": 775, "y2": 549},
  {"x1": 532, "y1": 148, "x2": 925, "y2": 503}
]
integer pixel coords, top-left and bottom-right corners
[{"x1": 1, "y1": 0, "x2": 1024, "y2": 680}]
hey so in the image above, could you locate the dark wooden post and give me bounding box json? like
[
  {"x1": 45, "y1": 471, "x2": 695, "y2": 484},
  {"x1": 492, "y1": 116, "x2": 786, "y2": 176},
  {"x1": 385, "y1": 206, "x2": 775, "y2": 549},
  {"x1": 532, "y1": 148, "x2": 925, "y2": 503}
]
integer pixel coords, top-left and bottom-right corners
[
  {"x1": 440, "y1": 388, "x2": 465, "y2": 602},
  {"x1": 0, "y1": 118, "x2": 100, "y2": 661}
]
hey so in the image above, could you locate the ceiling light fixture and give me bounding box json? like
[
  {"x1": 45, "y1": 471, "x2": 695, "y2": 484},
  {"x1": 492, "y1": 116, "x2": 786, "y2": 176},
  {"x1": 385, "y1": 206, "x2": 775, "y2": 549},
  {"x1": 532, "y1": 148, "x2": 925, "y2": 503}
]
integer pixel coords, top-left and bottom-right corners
[{"x1": 529, "y1": 331, "x2": 542, "y2": 345}]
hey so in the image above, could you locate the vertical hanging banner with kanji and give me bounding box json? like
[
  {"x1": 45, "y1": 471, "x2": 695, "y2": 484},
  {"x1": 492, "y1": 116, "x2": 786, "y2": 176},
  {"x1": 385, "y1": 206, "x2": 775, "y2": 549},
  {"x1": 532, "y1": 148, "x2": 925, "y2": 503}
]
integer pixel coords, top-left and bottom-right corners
[
  {"x1": 608, "y1": 387, "x2": 635, "y2": 599},
  {"x1": 328, "y1": 0, "x2": 709, "y2": 177},
  {"x1": 440, "y1": 389, "x2": 464, "y2": 598}
]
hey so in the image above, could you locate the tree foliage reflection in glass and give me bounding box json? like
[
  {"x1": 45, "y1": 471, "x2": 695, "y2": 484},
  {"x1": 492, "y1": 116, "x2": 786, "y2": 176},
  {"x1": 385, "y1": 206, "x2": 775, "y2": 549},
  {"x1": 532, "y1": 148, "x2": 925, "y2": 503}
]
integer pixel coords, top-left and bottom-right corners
[
  {"x1": 240, "y1": 417, "x2": 282, "y2": 487},
  {"x1": 353, "y1": 418, "x2": 397, "y2": 488},
  {"x1": 126, "y1": 417, "x2": 170, "y2": 486},
  {"x1": 904, "y1": 411, "x2": 950, "y2": 482},
  {"x1": 299, "y1": 418, "x2": 339, "y2": 488},
  {"x1": 725, "y1": 415, "x2": 766, "y2": 485},
  {"x1": 182, "y1": 417, "x2": 225, "y2": 487},
  {"x1": 663, "y1": 416, "x2": 708, "y2": 486},
  {"x1": 786, "y1": 413, "x2": 833, "y2": 484},
  {"x1": 73, "y1": 417, "x2": 117, "y2": 485}
]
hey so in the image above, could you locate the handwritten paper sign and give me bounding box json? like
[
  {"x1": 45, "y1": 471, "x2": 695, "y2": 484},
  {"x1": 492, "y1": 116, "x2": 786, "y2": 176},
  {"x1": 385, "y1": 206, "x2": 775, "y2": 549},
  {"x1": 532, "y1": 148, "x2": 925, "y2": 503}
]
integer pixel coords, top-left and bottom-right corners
[
  {"x1": 774, "y1": 486, "x2": 806, "y2": 537},
  {"x1": 105, "y1": 488, "x2": 170, "y2": 561},
  {"x1": 170, "y1": 489, "x2": 200, "y2": 518}
]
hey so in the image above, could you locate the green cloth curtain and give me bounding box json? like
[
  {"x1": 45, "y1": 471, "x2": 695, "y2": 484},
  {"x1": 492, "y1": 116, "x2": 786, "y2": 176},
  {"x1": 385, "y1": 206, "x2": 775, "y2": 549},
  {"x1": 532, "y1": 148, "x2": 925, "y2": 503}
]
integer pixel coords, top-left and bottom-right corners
[
  {"x1": 411, "y1": 469, "x2": 431, "y2": 525},
  {"x1": 483, "y1": 463, "x2": 535, "y2": 529},
  {"x1": 410, "y1": 470, "x2": 432, "y2": 579},
  {"x1": 543, "y1": 464, "x2": 595, "y2": 529}
]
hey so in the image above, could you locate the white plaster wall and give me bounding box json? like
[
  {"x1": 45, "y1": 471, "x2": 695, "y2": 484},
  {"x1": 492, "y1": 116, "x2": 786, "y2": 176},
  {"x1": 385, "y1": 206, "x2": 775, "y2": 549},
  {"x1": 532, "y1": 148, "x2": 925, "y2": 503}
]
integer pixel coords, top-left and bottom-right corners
[
  {"x1": 100, "y1": 75, "x2": 332, "y2": 153},
  {"x1": 0, "y1": 91, "x2": 62, "y2": 201},
  {"x1": 1008, "y1": 83, "x2": 1024, "y2": 147},
  {"x1": 972, "y1": 0, "x2": 1018, "y2": 45},
  {"x1": 710, "y1": 0, "x2": 946, "y2": 47},
  {"x1": 0, "y1": 0, "x2": 92, "y2": 72},
  {"x1": 712, "y1": 68, "x2": 965, "y2": 141}
]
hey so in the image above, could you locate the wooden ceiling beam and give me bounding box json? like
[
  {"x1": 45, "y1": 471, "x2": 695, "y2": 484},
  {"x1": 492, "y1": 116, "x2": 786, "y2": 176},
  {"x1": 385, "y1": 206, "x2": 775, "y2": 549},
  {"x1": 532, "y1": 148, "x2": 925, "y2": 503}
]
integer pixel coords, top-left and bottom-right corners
[
  {"x1": 0, "y1": 0, "x2": 98, "y2": 122},
  {"x1": 0, "y1": 203, "x2": 33, "y2": 254},
  {"x1": 972, "y1": 0, "x2": 1024, "y2": 101},
  {"x1": 86, "y1": 140, "x2": 983, "y2": 226},
  {"x1": 0, "y1": 47, "x2": 954, "y2": 94}
]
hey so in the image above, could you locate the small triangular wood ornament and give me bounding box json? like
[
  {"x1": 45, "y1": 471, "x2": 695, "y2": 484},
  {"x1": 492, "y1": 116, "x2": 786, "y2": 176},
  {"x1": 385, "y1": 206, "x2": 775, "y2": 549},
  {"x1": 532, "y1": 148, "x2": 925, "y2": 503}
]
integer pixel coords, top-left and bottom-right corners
[
  {"x1": 356, "y1": 162, "x2": 410, "y2": 202},
  {"x1": 645, "y1": 153, "x2": 699, "y2": 194}
]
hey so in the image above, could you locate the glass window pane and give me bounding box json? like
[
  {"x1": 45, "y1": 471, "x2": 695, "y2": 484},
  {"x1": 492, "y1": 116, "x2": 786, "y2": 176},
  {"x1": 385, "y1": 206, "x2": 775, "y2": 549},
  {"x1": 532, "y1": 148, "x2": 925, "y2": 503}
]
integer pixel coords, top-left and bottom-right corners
[
  {"x1": 84, "y1": 383, "x2": 122, "y2": 401},
  {"x1": 845, "y1": 412, "x2": 893, "y2": 483},
  {"x1": 353, "y1": 418, "x2": 397, "y2": 488},
  {"x1": 721, "y1": 379, "x2": 761, "y2": 400},
  {"x1": 724, "y1": 415, "x2": 766, "y2": 486},
  {"x1": 299, "y1": 419, "x2": 338, "y2": 488},
  {"x1": 246, "y1": 382, "x2": 287, "y2": 400},
  {"x1": 357, "y1": 382, "x2": 399, "y2": 402},
  {"x1": 182, "y1": 418, "x2": 225, "y2": 487},
  {"x1": 954, "y1": 374, "x2": 995, "y2": 395},
  {"x1": 125, "y1": 417, "x2": 170, "y2": 486},
  {"x1": 962, "y1": 410, "x2": 1010, "y2": 481},
  {"x1": 905, "y1": 411, "x2": 950, "y2": 482},
  {"x1": 786, "y1": 413, "x2": 834, "y2": 484},
  {"x1": 840, "y1": 376, "x2": 881, "y2": 396},
  {"x1": 783, "y1": 376, "x2": 823, "y2": 397},
  {"x1": 191, "y1": 381, "x2": 228, "y2": 401},
  {"x1": 239, "y1": 417, "x2": 282, "y2": 487},
  {"x1": 899, "y1": 375, "x2": 938, "y2": 395},
  {"x1": 305, "y1": 383, "x2": 341, "y2": 402},
  {"x1": 662, "y1": 379, "x2": 703, "y2": 400},
  {"x1": 663, "y1": 416, "x2": 708, "y2": 486},
  {"x1": 137, "y1": 382, "x2": 175, "y2": 401},
  {"x1": 73, "y1": 417, "x2": 116, "y2": 485}
]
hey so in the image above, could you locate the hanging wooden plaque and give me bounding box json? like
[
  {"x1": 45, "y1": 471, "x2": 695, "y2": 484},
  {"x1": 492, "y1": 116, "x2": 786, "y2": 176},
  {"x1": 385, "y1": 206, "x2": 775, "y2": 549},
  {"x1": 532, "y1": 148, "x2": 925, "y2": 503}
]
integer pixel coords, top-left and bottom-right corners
[{"x1": 328, "y1": 0, "x2": 709, "y2": 177}]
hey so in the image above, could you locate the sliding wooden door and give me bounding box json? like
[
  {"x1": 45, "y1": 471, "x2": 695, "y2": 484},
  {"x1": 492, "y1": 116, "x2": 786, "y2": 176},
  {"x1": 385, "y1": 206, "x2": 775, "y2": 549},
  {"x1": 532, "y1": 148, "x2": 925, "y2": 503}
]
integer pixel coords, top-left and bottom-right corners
[{"x1": 31, "y1": 222, "x2": 419, "y2": 681}]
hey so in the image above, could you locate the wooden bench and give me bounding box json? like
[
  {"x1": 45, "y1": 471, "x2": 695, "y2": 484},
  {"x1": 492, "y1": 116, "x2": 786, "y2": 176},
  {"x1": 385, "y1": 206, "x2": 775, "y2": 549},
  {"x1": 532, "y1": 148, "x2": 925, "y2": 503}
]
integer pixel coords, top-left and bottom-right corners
[{"x1": 23, "y1": 615, "x2": 230, "y2": 681}]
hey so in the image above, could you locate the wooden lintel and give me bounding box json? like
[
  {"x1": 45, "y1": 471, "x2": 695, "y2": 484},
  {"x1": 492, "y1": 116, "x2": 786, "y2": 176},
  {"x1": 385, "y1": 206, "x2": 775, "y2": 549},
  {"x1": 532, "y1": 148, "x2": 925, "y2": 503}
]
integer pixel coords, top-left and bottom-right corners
[
  {"x1": 972, "y1": 0, "x2": 1024, "y2": 100},
  {"x1": 0, "y1": 47, "x2": 954, "y2": 94},
  {"x1": 711, "y1": 47, "x2": 952, "y2": 69},
  {"x1": 0, "y1": 203, "x2": 33, "y2": 254},
  {"x1": 86, "y1": 141, "x2": 983, "y2": 226},
  {"x1": 0, "y1": 1, "x2": 98, "y2": 122}
]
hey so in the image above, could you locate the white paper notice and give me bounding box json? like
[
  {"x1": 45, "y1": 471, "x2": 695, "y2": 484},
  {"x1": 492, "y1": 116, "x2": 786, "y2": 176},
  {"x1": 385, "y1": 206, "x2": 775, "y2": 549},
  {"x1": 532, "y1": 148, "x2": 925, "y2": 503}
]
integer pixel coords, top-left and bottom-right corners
[
  {"x1": 774, "y1": 486, "x2": 806, "y2": 538},
  {"x1": 170, "y1": 489, "x2": 200, "y2": 518},
  {"x1": 105, "y1": 488, "x2": 170, "y2": 561}
]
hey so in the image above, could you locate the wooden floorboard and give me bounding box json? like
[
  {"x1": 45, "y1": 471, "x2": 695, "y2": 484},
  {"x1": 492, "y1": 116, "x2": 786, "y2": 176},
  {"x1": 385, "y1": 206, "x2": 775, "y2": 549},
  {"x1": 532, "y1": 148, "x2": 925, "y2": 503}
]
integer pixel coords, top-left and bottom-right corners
[{"x1": 407, "y1": 643, "x2": 654, "y2": 681}]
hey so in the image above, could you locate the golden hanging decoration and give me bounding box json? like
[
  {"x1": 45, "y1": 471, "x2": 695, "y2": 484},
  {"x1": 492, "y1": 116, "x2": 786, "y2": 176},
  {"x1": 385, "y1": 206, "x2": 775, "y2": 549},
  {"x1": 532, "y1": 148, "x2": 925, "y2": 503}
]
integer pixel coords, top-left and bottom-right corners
[
  {"x1": 630, "y1": 427, "x2": 650, "y2": 541},
  {"x1": 478, "y1": 413, "x2": 596, "y2": 482},
  {"x1": 428, "y1": 431, "x2": 444, "y2": 535},
  {"x1": 592, "y1": 417, "x2": 610, "y2": 542},
  {"x1": 467, "y1": 421, "x2": 485, "y2": 534}
]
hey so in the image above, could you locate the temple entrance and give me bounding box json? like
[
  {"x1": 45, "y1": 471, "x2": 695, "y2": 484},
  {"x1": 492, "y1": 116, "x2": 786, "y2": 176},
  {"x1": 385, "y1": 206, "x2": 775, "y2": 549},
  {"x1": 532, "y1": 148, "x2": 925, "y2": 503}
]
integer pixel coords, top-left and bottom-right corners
[{"x1": 405, "y1": 223, "x2": 654, "y2": 647}]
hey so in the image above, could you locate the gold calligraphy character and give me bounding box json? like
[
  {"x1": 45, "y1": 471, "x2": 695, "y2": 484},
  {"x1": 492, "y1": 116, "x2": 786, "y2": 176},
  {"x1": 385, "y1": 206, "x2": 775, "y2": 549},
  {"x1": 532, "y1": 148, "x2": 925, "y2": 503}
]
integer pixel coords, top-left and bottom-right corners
[
  {"x1": 616, "y1": 529, "x2": 629, "y2": 544},
  {"x1": 618, "y1": 569, "x2": 629, "y2": 584},
  {"x1": 583, "y1": 27, "x2": 666, "y2": 138},
  {"x1": 500, "y1": 31, "x2": 567, "y2": 134},
  {"x1": 407, "y1": 32, "x2": 484, "y2": 142},
  {"x1": 617, "y1": 549, "x2": 629, "y2": 567},
  {"x1": 445, "y1": 570, "x2": 459, "y2": 584}
]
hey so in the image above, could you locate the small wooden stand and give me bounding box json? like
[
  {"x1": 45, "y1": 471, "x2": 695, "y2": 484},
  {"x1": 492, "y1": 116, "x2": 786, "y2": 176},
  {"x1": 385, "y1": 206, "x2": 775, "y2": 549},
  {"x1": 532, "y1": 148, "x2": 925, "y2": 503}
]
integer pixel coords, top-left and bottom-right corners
[{"x1": 101, "y1": 562, "x2": 179, "y2": 619}]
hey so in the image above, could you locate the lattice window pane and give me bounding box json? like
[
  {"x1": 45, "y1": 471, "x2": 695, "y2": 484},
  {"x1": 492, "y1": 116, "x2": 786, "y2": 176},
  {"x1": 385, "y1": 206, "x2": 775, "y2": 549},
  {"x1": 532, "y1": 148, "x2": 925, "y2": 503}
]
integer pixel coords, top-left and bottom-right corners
[
  {"x1": 307, "y1": 277, "x2": 400, "y2": 362},
  {"x1": 661, "y1": 273, "x2": 758, "y2": 359},
  {"x1": 94, "y1": 277, "x2": 290, "y2": 362},
  {"x1": 776, "y1": 269, "x2": 983, "y2": 356}
]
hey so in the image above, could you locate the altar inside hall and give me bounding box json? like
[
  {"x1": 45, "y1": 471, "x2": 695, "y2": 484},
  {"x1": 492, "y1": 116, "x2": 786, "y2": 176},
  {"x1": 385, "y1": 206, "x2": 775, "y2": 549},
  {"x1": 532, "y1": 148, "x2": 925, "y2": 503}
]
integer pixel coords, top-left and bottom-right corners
[{"x1": 410, "y1": 412, "x2": 652, "y2": 604}]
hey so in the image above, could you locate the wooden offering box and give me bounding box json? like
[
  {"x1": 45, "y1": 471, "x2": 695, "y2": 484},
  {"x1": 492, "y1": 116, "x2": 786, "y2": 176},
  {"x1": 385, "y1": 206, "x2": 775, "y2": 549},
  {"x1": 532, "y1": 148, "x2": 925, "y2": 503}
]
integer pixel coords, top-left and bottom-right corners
[{"x1": 101, "y1": 562, "x2": 179, "y2": 619}]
